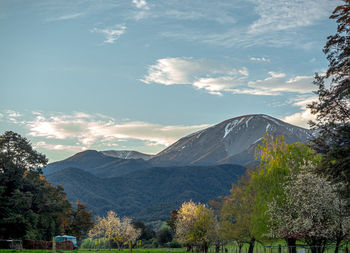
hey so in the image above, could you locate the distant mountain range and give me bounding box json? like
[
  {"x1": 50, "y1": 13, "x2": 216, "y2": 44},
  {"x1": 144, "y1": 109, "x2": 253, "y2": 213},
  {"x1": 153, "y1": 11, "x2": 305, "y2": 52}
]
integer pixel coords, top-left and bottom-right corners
[{"x1": 44, "y1": 114, "x2": 313, "y2": 226}]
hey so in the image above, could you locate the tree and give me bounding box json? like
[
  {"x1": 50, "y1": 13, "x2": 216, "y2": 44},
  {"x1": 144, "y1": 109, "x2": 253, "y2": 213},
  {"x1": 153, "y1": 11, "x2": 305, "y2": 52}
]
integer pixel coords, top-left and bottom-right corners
[
  {"x1": 0, "y1": 131, "x2": 72, "y2": 240},
  {"x1": 157, "y1": 228, "x2": 173, "y2": 246},
  {"x1": 175, "y1": 200, "x2": 216, "y2": 253},
  {"x1": 307, "y1": 0, "x2": 350, "y2": 204},
  {"x1": 220, "y1": 172, "x2": 256, "y2": 253},
  {"x1": 267, "y1": 166, "x2": 350, "y2": 253},
  {"x1": 133, "y1": 221, "x2": 156, "y2": 241},
  {"x1": 251, "y1": 134, "x2": 321, "y2": 252},
  {"x1": 88, "y1": 211, "x2": 141, "y2": 250},
  {"x1": 69, "y1": 201, "x2": 94, "y2": 244},
  {"x1": 167, "y1": 210, "x2": 178, "y2": 233}
]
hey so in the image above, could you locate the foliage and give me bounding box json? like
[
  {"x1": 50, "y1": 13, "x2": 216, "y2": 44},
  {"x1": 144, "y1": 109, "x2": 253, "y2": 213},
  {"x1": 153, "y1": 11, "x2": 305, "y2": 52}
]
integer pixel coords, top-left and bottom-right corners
[
  {"x1": 251, "y1": 134, "x2": 321, "y2": 241},
  {"x1": 88, "y1": 211, "x2": 141, "y2": 250},
  {"x1": 175, "y1": 201, "x2": 216, "y2": 252},
  {"x1": 133, "y1": 221, "x2": 156, "y2": 241},
  {"x1": 157, "y1": 228, "x2": 173, "y2": 246},
  {"x1": 0, "y1": 131, "x2": 73, "y2": 240},
  {"x1": 307, "y1": 0, "x2": 350, "y2": 203},
  {"x1": 267, "y1": 165, "x2": 350, "y2": 249},
  {"x1": 220, "y1": 171, "x2": 255, "y2": 253},
  {"x1": 68, "y1": 201, "x2": 94, "y2": 243},
  {"x1": 47, "y1": 164, "x2": 245, "y2": 223}
]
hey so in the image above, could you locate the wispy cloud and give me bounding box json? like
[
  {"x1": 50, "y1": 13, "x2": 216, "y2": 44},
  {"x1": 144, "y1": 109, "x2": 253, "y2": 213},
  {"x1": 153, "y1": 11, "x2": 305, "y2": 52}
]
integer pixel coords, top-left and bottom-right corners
[
  {"x1": 4, "y1": 111, "x2": 209, "y2": 150},
  {"x1": 141, "y1": 57, "x2": 249, "y2": 96},
  {"x1": 91, "y1": 25, "x2": 127, "y2": 44},
  {"x1": 162, "y1": 0, "x2": 337, "y2": 48},
  {"x1": 248, "y1": 72, "x2": 315, "y2": 94},
  {"x1": 46, "y1": 12, "x2": 84, "y2": 22},
  {"x1": 142, "y1": 58, "x2": 316, "y2": 96},
  {"x1": 248, "y1": 0, "x2": 336, "y2": 34},
  {"x1": 250, "y1": 57, "x2": 269, "y2": 62}
]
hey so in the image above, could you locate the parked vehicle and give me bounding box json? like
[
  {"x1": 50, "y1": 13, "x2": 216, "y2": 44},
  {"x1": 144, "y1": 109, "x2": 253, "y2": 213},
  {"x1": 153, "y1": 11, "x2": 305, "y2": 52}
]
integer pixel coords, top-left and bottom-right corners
[{"x1": 55, "y1": 235, "x2": 77, "y2": 249}]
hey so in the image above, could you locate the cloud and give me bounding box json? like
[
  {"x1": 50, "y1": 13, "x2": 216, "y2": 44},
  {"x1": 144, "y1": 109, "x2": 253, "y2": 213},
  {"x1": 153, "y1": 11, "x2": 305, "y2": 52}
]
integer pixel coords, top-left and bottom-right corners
[
  {"x1": 162, "y1": 0, "x2": 337, "y2": 48},
  {"x1": 34, "y1": 141, "x2": 87, "y2": 153},
  {"x1": 24, "y1": 112, "x2": 210, "y2": 148},
  {"x1": 91, "y1": 25, "x2": 127, "y2": 44},
  {"x1": 250, "y1": 57, "x2": 269, "y2": 62},
  {"x1": 46, "y1": 12, "x2": 84, "y2": 22},
  {"x1": 248, "y1": 0, "x2": 337, "y2": 34},
  {"x1": 141, "y1": 57, "x2": 249, "y2": 95},
  {"x1": 132, "y1": 0, "x2": 149, "y2": 10},
  {"x1": 283, "y1": 96, "x2": 318, "y2": 128},
  {"x1": 248, "y1": 72, "x2": 315, "y2": 94},
  {"x1": 142, "y1": 58, "x2": 316, "y2": 96}
]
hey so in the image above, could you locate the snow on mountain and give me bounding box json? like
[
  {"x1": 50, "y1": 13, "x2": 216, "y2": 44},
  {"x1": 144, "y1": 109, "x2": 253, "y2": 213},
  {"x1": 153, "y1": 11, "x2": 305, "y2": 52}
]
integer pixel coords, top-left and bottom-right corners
[{"x1": 149, "y1": 114, "x2": 313, "y2": 167}]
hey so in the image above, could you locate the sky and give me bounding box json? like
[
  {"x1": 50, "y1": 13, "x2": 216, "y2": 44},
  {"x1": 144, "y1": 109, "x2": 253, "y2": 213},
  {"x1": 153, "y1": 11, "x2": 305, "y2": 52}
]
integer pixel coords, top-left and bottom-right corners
[{"x1": 0, "y1": 0, "x2": 341, "y2": 162}]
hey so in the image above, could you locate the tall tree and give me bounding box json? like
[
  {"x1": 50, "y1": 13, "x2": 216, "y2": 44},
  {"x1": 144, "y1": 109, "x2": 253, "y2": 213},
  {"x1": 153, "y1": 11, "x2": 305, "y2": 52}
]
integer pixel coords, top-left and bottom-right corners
[
  {"x1": 69, "y1": 201, "x2": 94, "y2": 244},
  {"x1": 220, "y1": 173, "x2": 256, "y2": 253},
  {"x1": 0, "y1": 131, "x2": 72, "y2": 240},
  {"x1": 308, "y1": 0, "x2": 350, "y2": 203}
]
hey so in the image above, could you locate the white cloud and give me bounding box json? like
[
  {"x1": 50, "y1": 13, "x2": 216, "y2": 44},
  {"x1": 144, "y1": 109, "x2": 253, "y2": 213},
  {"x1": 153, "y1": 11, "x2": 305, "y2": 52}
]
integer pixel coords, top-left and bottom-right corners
[
  {"x1": 142, "y1": 58, "x2": 317, "y2": 96},
  {"x1": 46, "y1": 12, "x2": 84, "y2": 22},
  {"x1": 91, "y1": 25, "x2": 127, "y2": 44},
  {"x1": 248, "y1": 72, "x2": 315, "y2": 94},
  {"x1": 250, "y1": 57, "x2": 269, "y2": 62},
  {"x1": 25, "y1": 112, "x2": 210, "y2": 148},
  {"x1": 141, "y1": 57, "x2": 249, "y2": 95},
  {"x1": 132, "y1": 0, "x2": 149, "y2": 10},
  {"x1": 283, "y1": 96, "x2": 318, "y2": 128}
]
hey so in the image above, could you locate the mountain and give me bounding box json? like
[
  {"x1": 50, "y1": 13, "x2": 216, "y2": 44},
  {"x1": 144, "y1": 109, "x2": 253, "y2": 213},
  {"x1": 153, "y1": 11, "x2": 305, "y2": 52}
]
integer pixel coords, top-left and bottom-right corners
[
  {"x1": 149, "y1": 114, "x2": 312, "y2": 167},
  {"x1": 44, "y1": 150, "x2": 151, "y2": 178},
  {"x1": 101, "y1": 150, "x2": 154, "y2": 160},
  {"x1": 47, "y1": 164, "x2": 246, "y2": 222},
  {"x1": 43, "y1": 114, "x2": 313, "y2": 225}
]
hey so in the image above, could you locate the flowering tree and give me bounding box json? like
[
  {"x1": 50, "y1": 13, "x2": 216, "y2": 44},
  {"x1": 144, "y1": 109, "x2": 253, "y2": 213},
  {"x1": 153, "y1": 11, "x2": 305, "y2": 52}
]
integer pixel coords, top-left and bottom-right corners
[
  {"x1": 175, "y1": 200, "x2": 216, "y2": 253},
  {"x1": 267, "y1": 167, "x2": 350, "y2": 253},
  {"x1": 88, "y1": 211, "x2": 140, "y2": 250}
]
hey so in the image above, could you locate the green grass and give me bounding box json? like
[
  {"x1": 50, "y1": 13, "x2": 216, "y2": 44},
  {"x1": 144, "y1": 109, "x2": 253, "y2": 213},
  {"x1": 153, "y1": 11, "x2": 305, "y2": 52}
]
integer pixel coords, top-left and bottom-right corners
[{"x1": 0, "y1": 249, "x2": 187, "y2": 253}]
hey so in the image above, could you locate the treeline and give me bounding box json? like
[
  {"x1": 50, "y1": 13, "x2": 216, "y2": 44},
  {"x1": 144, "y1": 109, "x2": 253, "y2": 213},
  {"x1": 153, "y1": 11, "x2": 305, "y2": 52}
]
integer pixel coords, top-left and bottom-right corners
[{"x1": 0, "y1": 131, "x2": 94, "y2": 242}]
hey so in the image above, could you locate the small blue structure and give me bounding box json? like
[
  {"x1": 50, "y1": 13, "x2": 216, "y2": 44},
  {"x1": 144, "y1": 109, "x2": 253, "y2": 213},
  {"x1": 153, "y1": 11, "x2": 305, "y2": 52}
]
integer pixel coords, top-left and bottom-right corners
[{"x1": 55, "y1": 235, "x2": 77, "y2": 248}]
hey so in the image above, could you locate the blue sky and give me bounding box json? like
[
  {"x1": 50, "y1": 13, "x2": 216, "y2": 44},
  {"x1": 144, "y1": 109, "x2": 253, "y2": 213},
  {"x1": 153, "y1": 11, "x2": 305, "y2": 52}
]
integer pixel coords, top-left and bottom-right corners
[{"x1": 0, "y1": 0, "x2": 340, "y2": 162}]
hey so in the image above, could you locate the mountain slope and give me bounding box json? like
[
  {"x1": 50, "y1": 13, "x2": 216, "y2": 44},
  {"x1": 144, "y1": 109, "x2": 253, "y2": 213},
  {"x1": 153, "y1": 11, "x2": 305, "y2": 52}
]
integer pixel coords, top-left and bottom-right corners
[
  {"x1": 44, "y1": 150, "x2": 151, "y2": 178},
  {"x1": 47, "y1": 164, "x2": 245, "y2": 222},
  {"x1": 150, "y1": 114, "x2": 312, "y2": 167},
  {"x1": 101, "y1": 150, "x2": 154, "y2": 160}
]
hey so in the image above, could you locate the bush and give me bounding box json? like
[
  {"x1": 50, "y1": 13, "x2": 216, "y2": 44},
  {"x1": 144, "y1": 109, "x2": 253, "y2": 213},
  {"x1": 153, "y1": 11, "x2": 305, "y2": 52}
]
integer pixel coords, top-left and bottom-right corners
[{"x1": 169, "y1": 240, "x2": 182, "y2": 248}]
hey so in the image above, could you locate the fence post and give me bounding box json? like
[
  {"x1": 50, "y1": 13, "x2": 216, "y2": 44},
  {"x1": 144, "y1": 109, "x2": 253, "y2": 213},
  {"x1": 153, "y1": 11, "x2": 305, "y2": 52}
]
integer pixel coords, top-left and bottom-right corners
[
  {"x1": 345, "y1": 247, "x2": 348, "y2": 253},
  {"x1": 52, "y1": 237, "x2": 56, "y2": 253},
  {"x1": 278, "y1": 245, "x2": 281, "y2": 253}
]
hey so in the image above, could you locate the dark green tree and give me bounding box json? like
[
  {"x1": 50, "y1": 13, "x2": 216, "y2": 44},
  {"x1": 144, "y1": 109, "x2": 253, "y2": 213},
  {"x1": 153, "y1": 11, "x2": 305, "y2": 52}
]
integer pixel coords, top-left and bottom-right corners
[
  {"x1": 157, "y1": 228, "x2": 173, "y2": 246},
  {"x1": 308, "y1": 0, "x2": 350, "y2": 203},
  {"x1": 132, "y1": 221, "x2": 156, "y2": 241},
  {"x1": 69, "y1": 201, "x2": 94, "y2": 244},
  {"x1": 0, "y1": 131, "x2": 72, "y2": 240}
]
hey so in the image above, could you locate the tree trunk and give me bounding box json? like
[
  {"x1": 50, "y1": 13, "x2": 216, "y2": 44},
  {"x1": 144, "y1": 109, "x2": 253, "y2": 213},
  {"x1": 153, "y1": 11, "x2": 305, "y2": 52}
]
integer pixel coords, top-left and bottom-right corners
[
  {"x1": 248, "y1": 238, "x2": 255, "y2": 253},
  {"x1": 286, "y1": 238, "x2": 296, "y2": 253},
  {"x1": 239, "y1": 244, "x2": 243, "y2": 253},
  {"x1": 334, "y1": 238, "x2": 341, "y2": 253},
  {"x1": 216, "y1": 243, "x2": 220, "y2": 253}
]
